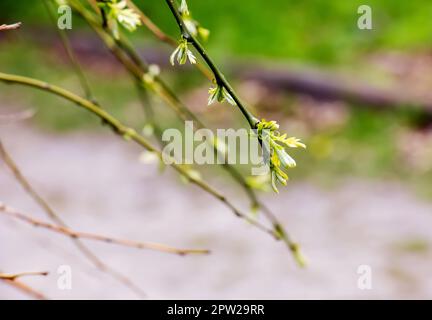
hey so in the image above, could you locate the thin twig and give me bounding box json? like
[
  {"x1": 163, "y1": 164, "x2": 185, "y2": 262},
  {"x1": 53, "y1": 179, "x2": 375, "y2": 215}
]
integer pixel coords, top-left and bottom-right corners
[
  {"x1": 3, "y1": 1, "x2": 305, "y2": 265},
  {"x1": 0, "y1": 72, "x2": 283, "y2": 244},
  {"x1": 0, "y1": 269, "x2": 47, "y2": 300},
  {"x1": 42, "y1": 0, "x2": 97, "y2": 103},
  {"x1": 164, "y1": 0, "x2": 259, "y2": 128},
  {"x1": 0, "y1": 12, "x2": 142, "y2": 293},
  {"x1": 2, "y1": 3, "x2": 145, "y2": 296},
  {"x1": 0, "y1": 139, "x2": 147, "y2": 298},
  {"x1": 10, "y1": 0, "x2": 304, "y2": 265},
  {"x1": 0, "y1": 271, "x2": 48, "y2": 281},
  {"x1": 69, "y1": 2, "x2": 304, "y2": 266},
  {"x1": 0, "y1": 276, "x2": 47, "y2": 300},
  {"x1": 0, "y1": 201, "x2": 210, "y2": 255}
]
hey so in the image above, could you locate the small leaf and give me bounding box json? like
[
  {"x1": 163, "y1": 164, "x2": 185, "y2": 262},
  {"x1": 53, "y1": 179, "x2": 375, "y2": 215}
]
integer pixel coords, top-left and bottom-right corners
[
  {"x1": 170, "y1": 39, "x2": 196, "y2": 66},
  {"x1": 179, "y1": 0, "x2": 190, "y2": 16},
  {"x1": 208, "y1": 84, "x2": 236, "y2": 106}
]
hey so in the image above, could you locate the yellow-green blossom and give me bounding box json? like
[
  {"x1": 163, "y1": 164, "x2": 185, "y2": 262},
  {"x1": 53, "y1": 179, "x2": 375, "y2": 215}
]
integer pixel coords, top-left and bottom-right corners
[
  {"x1": 179, "y1": 0, "x2": 210, "y2": 42},
  {"x1": 179, "y1": 0, "x2": 190, "y2": 16},
  {"x1": 208, "y1": 83, "x2": 236, "y2": 106},
  {"x1": 100, "y1": 0, "x2": 141, "y2": 39},
  {"x1": 170, "y1": 38, "x2": 197, "y2": 65},
  {"x1": 256, "y1": 119, "x2": 306, "y2": 193}
]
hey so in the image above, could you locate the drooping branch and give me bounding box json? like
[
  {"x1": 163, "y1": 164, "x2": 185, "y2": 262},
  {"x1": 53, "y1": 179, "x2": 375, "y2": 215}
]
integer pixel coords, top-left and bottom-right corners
[
  {"x1": 0, "y1": 72, "x2": 287, "y2": 248},
  {"x1": 163, "y1": 0, "x2": 306, "y2": 204},
  {"x1": 72, "y1": 1, "x2": 264, "y2": 209},
  {"x1": 3, "y1": 1, "x2": 305, "y2": 266},
  {"x1": 101, "y1": 0, "x2": 304, "y2": 265},
  {"x1": 14, "y1": 2, "x2": 146, "y2": 297},
  {"x1": 86, "y1": 4, "x2": 262, "y2": 210},
  {"x1": 124, "y1": 0, "x2": 176, "y2": 47},
  {"x1": 0, "y1": 202, "x2": 210, "y2": 255},
  {"x1": 164, "y1": 0, "x2": 258, "y2": 128}
]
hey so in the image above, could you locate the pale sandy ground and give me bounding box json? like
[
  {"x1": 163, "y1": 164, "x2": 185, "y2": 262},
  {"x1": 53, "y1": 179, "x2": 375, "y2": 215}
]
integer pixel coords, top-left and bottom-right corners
[{"x1": 0, "y1": 125, "x2": 431, "y2": 300}]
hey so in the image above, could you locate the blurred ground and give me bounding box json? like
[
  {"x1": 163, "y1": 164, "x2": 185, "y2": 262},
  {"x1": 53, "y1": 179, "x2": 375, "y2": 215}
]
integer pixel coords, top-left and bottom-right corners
[{"x1": 1, "y1": 125, "x2": 431, "y2": 299}]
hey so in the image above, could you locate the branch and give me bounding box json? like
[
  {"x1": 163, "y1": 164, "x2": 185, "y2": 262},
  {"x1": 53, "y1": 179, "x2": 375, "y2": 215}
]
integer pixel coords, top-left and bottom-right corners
[
  {"x1": 88, "y1": 1, "x2": 303, "y2": 265},
  {"x1": 0, "y1": 276, "x2": 47, "y2": 300},
  {"x1": 0, "y1": 271, "x2": 48, "y2": 281},
  {"x1": 42, "y1": 0, "x2": 96, "y2": 103},
  {"x1": 15, "y1": 4, "x2": 145, "y2": 294},
  {"x1": 72, "y1": 1, "x2": 262, "y2": 208},
  {"x1": 31, "y1": 1, "x2": 305, "y2": 266},
  {"x1": 0, "y1": 139, "x2": 147, "y2": 298},
  {"x1": 2, "y1": 1, "x2": 305, "y2": 266},
  {"x1": 0, "y1": 72, "x2": 284, "y2": 249},
  {"x1": 70, "y1": 4, "x2": 260, "y2": 202},
  {"x1": 0, "y1": 202, "x2": 209, "y2": 255},
  {"x1": 164, "y1": 0, "x2": 258, "y2": 128},
  {"x1": 0, "y1": 268, "x2": 47, "y2": 300}
]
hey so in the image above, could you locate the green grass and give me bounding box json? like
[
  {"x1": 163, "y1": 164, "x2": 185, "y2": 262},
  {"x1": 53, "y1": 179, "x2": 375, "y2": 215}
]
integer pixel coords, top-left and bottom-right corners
[
  {"x1": 2, "y1": 1, "x2": 432, "y2": 64},
  {"x1": 137, "y1": 0, "x2": 432, "y2": 64}
]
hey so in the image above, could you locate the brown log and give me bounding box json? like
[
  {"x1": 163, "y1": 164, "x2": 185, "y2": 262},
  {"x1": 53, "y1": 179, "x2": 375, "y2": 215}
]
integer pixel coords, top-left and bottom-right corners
[{"x1": 240, "y1": 66, "x2": 432, "y2": 113}]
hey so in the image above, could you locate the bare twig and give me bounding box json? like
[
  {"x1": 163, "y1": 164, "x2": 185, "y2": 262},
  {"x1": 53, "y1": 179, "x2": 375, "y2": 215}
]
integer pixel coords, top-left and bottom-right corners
[
  {"x1": 0, "y1": 268, "x2": 47, "y2": 300},
  {"x1": 0, "y1": 139, "x2": 148, "y2": 298},
  {"x1": 0, "y1": 271, "x2": 48, "y2": 281},
  {"x1": 0, "y1": 72, "x2": 284, "y2": 244},
  {"x1": 0, "y1": 15, "x2": 147, "y2": 297},
  {"x1": 70, "y1": 1, "x2": 304, "y2": 266},
  {"x1": 42, "y1": 0, "x2": 96, "y2": 103},
  {"x1": 0, "y1": 277, "x2": 47, "y2": 300},
  {"x1": 2, "y1": 1, "x2": 305, "y2": 265},
  {"x1": 0, "y1": 201, "x2": 210, "y2": 255}
]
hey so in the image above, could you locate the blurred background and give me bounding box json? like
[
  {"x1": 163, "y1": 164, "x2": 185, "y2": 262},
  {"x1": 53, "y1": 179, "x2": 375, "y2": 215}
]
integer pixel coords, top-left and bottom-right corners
[{"x1": 1, "y1": 0, "x2": 432, "y2": 299}]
